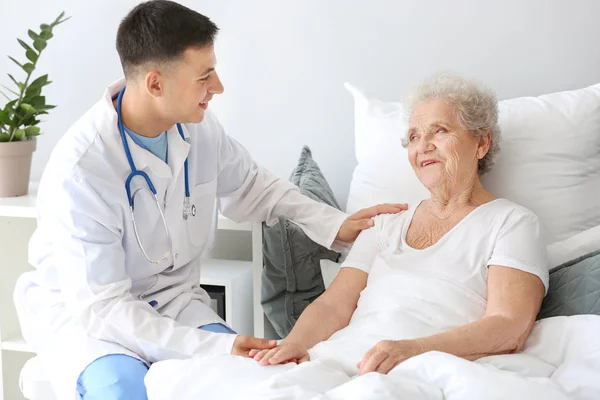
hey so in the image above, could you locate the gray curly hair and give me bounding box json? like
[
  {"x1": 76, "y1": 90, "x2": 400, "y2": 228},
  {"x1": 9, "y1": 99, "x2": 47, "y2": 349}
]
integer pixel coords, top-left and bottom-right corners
[{"x1": 402, "y1": 72, "x2": 501, "y2": 175}]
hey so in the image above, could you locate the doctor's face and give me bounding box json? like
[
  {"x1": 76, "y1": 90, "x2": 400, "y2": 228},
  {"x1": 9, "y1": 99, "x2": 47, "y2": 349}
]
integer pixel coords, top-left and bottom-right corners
[{"x1": 159, "y1": 45, "x2": 224, "y2": 124}]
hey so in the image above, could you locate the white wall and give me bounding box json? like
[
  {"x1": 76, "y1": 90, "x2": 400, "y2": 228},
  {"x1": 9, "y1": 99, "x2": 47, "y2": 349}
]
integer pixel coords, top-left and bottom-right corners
[{"x1": 2, "y1": 0, "x2": 600, "y2": 207}]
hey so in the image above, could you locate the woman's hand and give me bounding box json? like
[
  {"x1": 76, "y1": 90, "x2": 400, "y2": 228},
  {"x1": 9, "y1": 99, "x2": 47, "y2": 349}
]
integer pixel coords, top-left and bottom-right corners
[
  {"x1": 250, "y1": 342, "x2": 310, "y2": 366},
  {"x1": 357, "y1": 340, "x2": 423, "y2": 375}
]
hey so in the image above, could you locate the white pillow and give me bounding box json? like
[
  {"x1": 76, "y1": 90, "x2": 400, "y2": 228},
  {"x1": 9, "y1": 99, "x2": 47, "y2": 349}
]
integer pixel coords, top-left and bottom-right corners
[
  {"x1": 547, "y1": 224, "x2": 600, "y2": 270},
  {"x1": 344, "y1": 83, "x2": 428, "y2": 215},
  {"x1": 320, "y1": 259, "x2": 341, "y2": 289},
  {"x1": 345, "y1": 81, "x2": 600, "y2": 247},
  {"x1": 481, "y1": 84, "x2": 600, "y2": 244}
]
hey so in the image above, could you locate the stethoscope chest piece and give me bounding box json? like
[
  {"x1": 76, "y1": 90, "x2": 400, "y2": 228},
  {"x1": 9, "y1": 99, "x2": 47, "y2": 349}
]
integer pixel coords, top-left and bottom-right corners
[{"x1": 183, "y1": 198, "x2": 196, "y2": 220}]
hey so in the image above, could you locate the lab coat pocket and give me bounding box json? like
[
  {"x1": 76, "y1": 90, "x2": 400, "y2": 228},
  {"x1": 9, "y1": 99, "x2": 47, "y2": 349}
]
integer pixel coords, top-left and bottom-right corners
[{"x1": 187, "y1": 178, "x2": 218, "y2": 247}]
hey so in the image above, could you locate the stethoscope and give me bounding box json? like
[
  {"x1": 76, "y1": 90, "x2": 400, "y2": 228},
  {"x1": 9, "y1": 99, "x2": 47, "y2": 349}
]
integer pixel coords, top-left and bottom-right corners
[{"x1": 116, "y1": 86, "x2": 196, "y2": 264}]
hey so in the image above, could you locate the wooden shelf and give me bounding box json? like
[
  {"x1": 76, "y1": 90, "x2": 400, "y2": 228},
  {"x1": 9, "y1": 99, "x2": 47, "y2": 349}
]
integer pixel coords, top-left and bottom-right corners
[
  {"x1": 1, "y1": 333, "x2": 33, "y2": 354},
  {"x1": 0, "y1": 183, "x2": 38, "y2": 219}
]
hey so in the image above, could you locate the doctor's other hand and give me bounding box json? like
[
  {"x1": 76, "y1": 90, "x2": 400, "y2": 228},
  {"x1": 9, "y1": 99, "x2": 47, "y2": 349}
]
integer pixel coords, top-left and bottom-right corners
[
  {"x1": 336, "y1": 203, "x2": 408, "y2": 243},
  {"x1": 232, "y1": 335, "x2": 278, "y2": 358},
  {"x1": 357, "y1": 339, "x2": 423, "y2": 376},
  {"x1": 249, "y1": 342, "x2": 310, "y2": 366}
]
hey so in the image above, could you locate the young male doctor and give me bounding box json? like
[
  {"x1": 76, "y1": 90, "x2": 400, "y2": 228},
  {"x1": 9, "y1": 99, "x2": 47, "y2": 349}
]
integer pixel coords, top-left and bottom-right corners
[{"x1": 13, "y1": 1, "x2": 406, "y2": 399}]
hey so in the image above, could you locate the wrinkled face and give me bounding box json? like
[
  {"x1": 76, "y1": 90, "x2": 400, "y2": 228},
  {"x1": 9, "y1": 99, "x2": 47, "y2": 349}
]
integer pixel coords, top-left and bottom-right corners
[
  {"x1": 407, "y1": 98, "x2": 488, "y2": 190},
  {"x1": 145, "y1": 45, "x2": 224, "y2": 124}
]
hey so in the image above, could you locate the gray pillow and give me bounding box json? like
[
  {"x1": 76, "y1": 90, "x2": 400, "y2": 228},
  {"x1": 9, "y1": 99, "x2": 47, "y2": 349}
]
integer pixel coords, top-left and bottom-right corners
[
  {"x1": 261, "y1": 146, "x2": 341, "y2": 338},
  {"x1": 537, "y1": 249, "x2": 600, "y2": 319}
]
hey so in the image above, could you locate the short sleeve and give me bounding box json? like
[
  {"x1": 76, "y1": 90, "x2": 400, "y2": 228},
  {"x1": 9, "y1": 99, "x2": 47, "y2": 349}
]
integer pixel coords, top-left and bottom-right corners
[
  {"x1": 488, "y1": 210, "x2": 550, "y2": 293},
  {"x1": 340, "y1": 220, "x2": 382, "y2": 274}
]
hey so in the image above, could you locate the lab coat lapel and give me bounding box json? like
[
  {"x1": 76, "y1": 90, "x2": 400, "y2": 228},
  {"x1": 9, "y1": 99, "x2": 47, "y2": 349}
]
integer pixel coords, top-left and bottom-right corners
[
  {"x1": 127, "y1": 136, "x2": 172, "y2": 178},
  {"x1": 98, "y1": 78, "x2": 171, "y2": 180},
  {"x1": 165, "y1": 124, "x2": 191, "y2": 206}
]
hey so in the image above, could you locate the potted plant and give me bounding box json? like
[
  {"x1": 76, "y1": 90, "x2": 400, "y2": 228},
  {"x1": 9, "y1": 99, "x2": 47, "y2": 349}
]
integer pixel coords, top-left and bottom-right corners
[{"x1": 0, "y1": 11, "x2": 69, "y2": 197}]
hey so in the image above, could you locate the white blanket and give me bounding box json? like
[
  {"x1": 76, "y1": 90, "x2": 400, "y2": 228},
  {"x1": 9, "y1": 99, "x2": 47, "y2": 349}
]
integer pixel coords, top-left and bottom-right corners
[{"x1": 145, "y1": 315, "x2": 600, "y2": 400}]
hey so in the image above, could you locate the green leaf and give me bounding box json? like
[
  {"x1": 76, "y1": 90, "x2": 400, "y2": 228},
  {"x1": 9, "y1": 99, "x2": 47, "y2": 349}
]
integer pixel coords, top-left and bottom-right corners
[
  {"x1": 4, "y1": 100, "x2": 18, "y2": 117},
  {"x1": 53, "y1": 11, "x2": 66, "y2": 24},
  {"x1": 5, "y1": 99, "x2": 18, "y2": 109},
  {"x1": 8, "y1": 56, "x2": 24, "y2": 69},
  {"x1": 40, "y1": 24, "x2": 50, "y2": 30},
  {"x1": 0, "y1": 109, "x2": 11, "y2": 125},
  {"x1": 23, "y1": 63, "x2": 35, "y2": 74},
  {"x1": 25, "y1": 87, "x2": 42, "y2": 100},
  {"x1": 8, "y1": 74, "x2": 25, "y2": 93},
  {"x1": 28, "y1": 30, "x2": 40, "y2": 41},
  {"x1": 25, "y1": 96, "x2": 45, "y2": 108},
  {"x1": 10, "y1": 107, "x2": 24, "y2": 119},
  {"x1": 27, "y1": 74, "x2": 49, "y2": 91},
  {"x1": 53, "y1": 12, "x2": 71, "y2": 27},
  {"x1": 1, "y1": 85, "x2": 19, "y2": 96},
  {"x1": 0, "y1": 88, "x2": 12, "y2": 102},
  {"x1": 9, "y1": 56, "x2": 33, "y2": 74},
  {"x1": 33, "y1": 39, "x2": 47, "y2": 52},
  {"x1": 14, "y1": 128, "x2": 26, "y2": 141},
  {"x1": 20, "y1": 103, "x2": 36, "y2": 114},
  {"x1": 8, "y1": 74, "x2": 25, "y2": 92},
  {"x1": 56, "y1": 17, "x2": 71, "y2": 27},
  {"x1": 39, "y1": 30, "x2": 53, "y2": 40},
  {"x1": 25, "y1": 126, "x2": 40, "y2": 137},
  {"x1": 20, "y1": 115, "x2": 36, "y2": 126},
  {"x1": 17, "y1": 39, "x2": 35, "y2": 53},
  {"x1": 38, "y1": 104, "x2": 56, "y2": 111},
  {"x1": 8, "y1": 74, "x2": 20, "y2": 89},
  {"x1": 26, "y1": 49, "x2": 38, "y2": 63}
]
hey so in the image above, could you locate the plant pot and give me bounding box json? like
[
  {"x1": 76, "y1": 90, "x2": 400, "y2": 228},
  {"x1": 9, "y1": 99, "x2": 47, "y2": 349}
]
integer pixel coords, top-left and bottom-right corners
[{"x1": 0, "y1": 137, "x2": 36, "y2": 197}]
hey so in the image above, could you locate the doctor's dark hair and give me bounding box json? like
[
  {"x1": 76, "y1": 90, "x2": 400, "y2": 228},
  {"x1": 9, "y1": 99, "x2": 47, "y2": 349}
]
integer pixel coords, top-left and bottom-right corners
[{"x1": 116, "y1": 0, "x2": 218, "y2": 78}]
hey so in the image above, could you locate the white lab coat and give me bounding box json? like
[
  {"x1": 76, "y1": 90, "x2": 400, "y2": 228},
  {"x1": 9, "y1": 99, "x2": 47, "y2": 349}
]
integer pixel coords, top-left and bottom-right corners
[{"x1": 13, "y1": 78, "x2": 348, "y2": 399}]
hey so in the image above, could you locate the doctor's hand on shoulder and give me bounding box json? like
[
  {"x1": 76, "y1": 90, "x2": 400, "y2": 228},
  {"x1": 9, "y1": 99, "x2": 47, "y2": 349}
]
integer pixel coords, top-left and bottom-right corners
[
  {"x1": 335, "y1": 203, "x2": 408, "y2": 243},
  {"x1": 232, "y1": 335, "x2": 278, "y2": 358}
]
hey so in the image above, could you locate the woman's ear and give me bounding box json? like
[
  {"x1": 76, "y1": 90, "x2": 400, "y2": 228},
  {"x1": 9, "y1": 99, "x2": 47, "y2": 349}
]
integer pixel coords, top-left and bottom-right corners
[{"x1": 477, "y1": 131, "x2": 492, "y2": 159}]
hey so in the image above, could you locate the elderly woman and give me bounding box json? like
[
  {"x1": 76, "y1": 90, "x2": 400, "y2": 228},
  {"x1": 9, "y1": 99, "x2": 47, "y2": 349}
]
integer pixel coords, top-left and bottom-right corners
[{"x1": 251, "y1": 73, "x2": 548, "y2": 376}]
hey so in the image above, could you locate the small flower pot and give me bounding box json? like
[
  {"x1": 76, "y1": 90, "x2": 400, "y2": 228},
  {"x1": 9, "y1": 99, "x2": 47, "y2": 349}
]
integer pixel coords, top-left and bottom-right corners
[{"x1": 0, "y1": 137, "x2": 36, "y2": 197}]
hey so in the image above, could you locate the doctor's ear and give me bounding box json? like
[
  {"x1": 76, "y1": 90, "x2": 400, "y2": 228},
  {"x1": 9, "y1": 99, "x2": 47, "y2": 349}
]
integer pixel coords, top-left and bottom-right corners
[{"x1": 144, "y1": 71, "x2": 165, "y2": 98}]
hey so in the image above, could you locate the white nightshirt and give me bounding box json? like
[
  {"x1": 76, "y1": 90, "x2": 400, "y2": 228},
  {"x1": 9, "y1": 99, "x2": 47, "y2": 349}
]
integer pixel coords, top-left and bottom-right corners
[{"x1": 309, "y1": 198, "x2": 549, "y2": 369}]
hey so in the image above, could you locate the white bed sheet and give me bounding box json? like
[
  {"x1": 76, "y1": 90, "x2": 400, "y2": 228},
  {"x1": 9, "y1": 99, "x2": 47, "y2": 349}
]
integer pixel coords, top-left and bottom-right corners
[{"x1": 145, "y1": 315, "x2": 600, "y2": 400}]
